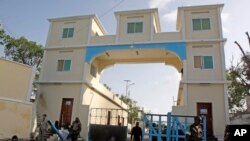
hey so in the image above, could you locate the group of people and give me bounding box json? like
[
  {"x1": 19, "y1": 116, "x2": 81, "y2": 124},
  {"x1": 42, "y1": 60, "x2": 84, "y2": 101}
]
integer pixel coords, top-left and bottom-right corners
[
  {"x1": 130, "y1": 116, "x2": 204, "y2": 141},
  {"x1": 38, "y1": 114, "x2": 82, "y2": 141},
  {"x1": 10, "y1": 115, "x2": 231, "y2": 141}
]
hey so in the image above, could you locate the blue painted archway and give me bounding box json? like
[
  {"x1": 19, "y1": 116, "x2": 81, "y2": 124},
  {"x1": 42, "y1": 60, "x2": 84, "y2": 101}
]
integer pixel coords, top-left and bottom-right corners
[{"x1": 85, "y1": 42, "x2": 186, "y2": 63}]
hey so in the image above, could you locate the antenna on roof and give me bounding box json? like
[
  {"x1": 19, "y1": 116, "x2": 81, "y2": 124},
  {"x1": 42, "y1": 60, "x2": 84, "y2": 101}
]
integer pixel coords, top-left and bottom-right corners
[{"x1": 173, "y1": 96, "x2": 177, "y2": 106}]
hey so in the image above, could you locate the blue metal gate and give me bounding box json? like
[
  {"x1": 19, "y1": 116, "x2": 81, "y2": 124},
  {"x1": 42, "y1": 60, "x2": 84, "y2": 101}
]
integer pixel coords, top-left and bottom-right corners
[{"x1": 142, "y1": 112, "x2": 207, "y2": 141}]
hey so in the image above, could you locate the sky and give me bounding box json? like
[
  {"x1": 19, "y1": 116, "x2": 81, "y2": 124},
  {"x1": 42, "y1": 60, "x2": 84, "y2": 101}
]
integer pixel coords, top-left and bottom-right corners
[{"x1": 1, "y1": 0, "x2": 250, "y2": 114}]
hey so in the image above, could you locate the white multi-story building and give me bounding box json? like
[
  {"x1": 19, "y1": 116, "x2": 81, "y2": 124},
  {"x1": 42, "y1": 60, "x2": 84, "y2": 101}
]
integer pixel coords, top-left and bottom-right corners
[{"x1": 37, "y1": 4, "x2": 229, "y2": 140}]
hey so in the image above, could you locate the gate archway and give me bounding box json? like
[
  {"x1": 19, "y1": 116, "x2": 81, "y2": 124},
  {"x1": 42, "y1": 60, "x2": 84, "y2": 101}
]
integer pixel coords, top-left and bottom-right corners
[
  {"x1": 38, "y1": 5, "x2": 229, "y2": 141},
  {"x1": 86, "y1": 42, "x2": 186, "y2": 74},
  {"x1": 86, "y1": 43, "x2": 188, "y2": 140}
]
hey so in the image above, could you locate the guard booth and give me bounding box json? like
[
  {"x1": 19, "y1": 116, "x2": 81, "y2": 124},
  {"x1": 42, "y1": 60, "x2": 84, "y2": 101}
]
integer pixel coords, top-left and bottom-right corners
[
  {"x1": 142, "y1": 113, "x2": 207, "y2": 141},
  {"x1": 88, "y1": 108, "x2": 128, "y2": 141}
]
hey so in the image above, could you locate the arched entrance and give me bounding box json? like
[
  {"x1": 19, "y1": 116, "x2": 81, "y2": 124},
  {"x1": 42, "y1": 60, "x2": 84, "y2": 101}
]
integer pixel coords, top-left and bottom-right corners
[
  {"x1": 88, "y1": 43, "x2": 185, "y2": 112},
  {"x1": 87, "y1": 44, "x2": 185, "y2": 113},
  {"x1": 86, "y1": 42, "x2": 186, "y2": 72}
]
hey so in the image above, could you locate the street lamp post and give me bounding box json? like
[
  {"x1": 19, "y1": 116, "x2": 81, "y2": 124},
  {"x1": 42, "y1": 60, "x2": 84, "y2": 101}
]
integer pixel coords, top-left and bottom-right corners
[
  {"x1": 124, "y1": 80, "x2": 135, "y2": 124},
  {"x1": 124, "y1": 80, "x2": 135, "y2": 98}
]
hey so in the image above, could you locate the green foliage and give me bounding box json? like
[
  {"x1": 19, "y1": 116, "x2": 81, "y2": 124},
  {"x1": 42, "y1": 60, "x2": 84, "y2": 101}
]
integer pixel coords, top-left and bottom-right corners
[
  {"x1": 0, "y1": 29, "x2": 44, "y2": 92},
  {"x1": 119, "y1": 95, "x2": 141, "y2": 124},
  {"x1": 227, "y1": 65, "x2": 247, "y2": 112},
  {"x1": 0, "y1": 30, "x2": 8, "y2": 45},
  {"x1": 0, "y1": 30, "x2": 43, "y2": 68},
  {"x1": 227, "y1": 32, "x2": 250, "y2": 113}
]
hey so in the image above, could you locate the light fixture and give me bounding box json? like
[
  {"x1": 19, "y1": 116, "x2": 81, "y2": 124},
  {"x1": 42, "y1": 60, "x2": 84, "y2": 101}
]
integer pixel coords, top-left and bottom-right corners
[
  {"x1": 136, "y1": 50, "x2": 139, "y2": 55},
  {"x1": 105, "y1": 51, "x2": 110, "y2": 57}
]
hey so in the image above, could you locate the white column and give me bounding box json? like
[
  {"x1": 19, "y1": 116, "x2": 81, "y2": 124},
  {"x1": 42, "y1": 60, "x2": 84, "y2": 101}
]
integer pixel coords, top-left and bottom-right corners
[
  {"x1": 183, "y1": 84, "x2": 188, "y2": 106},
  {"x1": 217, "y1": 7, "x2": 223, "y2": 39},
  {"x1": 224, "y1": 84, "x2": 230, "y2": 124},
  {"x1": 182, "y1": 60, "x2": 188, "y2": 106},
  {"x1": 87, "y1": 19, "x2": 93, "y2": 44},
  {"x1": 26, "y1": 66, "x2": 36, "y2": 102},
  {"x1": 181, "y1": 10, "x2": 186, "y2": 40},
  {"x1": 39, "y1": 50, "x2": 47, "y2": 81},
  {"x1": 219, "y1": 38, "x2": 229, "y2": 124},
  {"x1": 150, "y1": 13, "x2": 154, "y2": 41},
  {"x1": 115, "y1": 15, "x2": 120, "y2": 43}
]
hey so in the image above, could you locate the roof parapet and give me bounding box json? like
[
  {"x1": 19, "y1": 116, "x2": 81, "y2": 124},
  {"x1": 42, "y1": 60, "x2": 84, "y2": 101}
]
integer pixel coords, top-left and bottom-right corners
[
  {"x1": 114, "y1": 8, "x2": 161, "y2": 32},
  {"x1": 48, "y1": 14, "x2": 107, "y2": 35}
]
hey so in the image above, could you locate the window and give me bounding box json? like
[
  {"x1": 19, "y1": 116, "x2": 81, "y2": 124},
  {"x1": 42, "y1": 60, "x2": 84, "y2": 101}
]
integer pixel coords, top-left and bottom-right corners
[
  {"x1": 57, "y1": 60, "x2": 71, "y2": 71},
  {"x1": 127, "y1": 22, "x2": 143, "y2": 33},
  {"x1": 62, "y1": 28, "x2": 74, "y2": 38},
  {"x1": 192, "y1": 18, "x2": 210, "y2": 30},
  {"x1": 194, "y1": 56, "x2": 213, "y2": 69}
]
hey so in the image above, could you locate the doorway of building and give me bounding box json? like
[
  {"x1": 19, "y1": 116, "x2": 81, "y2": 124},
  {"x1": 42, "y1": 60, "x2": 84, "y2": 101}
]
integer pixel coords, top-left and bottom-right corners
[
  {"x1": 197, "y1": 102, "x2": 213, "y2": 137},
  {"x1": 59, "y1": 98, "x2": 74, "y2": 127}
]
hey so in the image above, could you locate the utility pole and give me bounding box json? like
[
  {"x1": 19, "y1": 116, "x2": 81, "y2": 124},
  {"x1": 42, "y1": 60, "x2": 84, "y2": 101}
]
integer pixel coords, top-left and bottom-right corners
[
  {"x1": 124, "y1": 80, "x2": 135, "y2": 124},
  {"x1": 124, "y1": 80, "x2": 130, "y2": 98},
  {"x1": 124, "y1": 80, "x2": 135, "y2": 99}
]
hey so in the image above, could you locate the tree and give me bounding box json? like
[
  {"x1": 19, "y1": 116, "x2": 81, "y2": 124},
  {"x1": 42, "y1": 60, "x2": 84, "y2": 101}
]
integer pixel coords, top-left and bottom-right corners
[
  {"x1": 0, "y1": 30, "x2": 9, "y2": 47},
  {"x1": 119, "y1": 95, "x2": 141, "y2": 124},
  {"x1": 227, "y1": 32, "x2": 250, "y2": 113},
  {"x1": 0, "y1": 30, "x2": 43, "y2": 68},
  {"x1": 0, "y1": 29, "x2": 44, "y2": 95}
]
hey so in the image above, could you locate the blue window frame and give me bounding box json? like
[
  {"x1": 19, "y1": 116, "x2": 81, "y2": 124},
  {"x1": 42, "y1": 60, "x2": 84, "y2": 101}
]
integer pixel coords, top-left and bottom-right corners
[
  {"x1": 194, "y1": 56, "x2": 213, "y2": 69},
  {"x1": 57, "y1": 59, "x2": 71, "y2": 71}
]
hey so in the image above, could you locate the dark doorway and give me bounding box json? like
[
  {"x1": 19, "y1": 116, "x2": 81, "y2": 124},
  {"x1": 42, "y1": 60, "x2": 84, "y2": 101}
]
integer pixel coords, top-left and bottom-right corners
[
  {"x1": 107, "y1": 111, "x2": 111, "y2": 125},
  {"x1": 197, "y1": 102, "x2": 213, "y2": 137},
  {"x1": 59, "y1": 98, "x2": 74, "y2": 127}
]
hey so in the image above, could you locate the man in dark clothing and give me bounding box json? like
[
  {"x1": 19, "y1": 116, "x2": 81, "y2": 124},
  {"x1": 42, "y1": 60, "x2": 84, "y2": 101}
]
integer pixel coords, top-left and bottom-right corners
[
  {"x1": 151, "y1": 123, "x2": 158, "y2": 141},
  {"x1": 187, "y1": 116, "x2": 203, "y2": 141},
  {"x1": 70, "y1": 117, "x2": 82, "y2": 141},
  {"x1": 131, "y1": 122, "x2": 142, "y2": 141},
  {"x1": 224, "y1": 125, "x2": 230, "y2": 141}
]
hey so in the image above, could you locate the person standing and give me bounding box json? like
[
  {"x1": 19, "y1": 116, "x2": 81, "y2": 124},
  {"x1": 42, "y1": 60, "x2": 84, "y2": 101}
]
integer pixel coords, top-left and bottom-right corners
[
  {"x1": 151, "y1": 123, "x2": 158, "y2": 141},
  {"x1": 39, "y1": 114, "x2": 50, "y2": 141},
  {"x1": 224, "y1": 125, "x2": 230, "y2": 141},
  {"x1": 188, "y1": 116, "x2": 203, "y2": 141},
  {"x1": 70, "y1": 117, "x2": 82, "y2": 141},
  {"x1": 55, "y1": 120, "x2": 60, "y2": 130},
  {"x1": 131, "y1": 122, "x2": 142, "y2": 141}
]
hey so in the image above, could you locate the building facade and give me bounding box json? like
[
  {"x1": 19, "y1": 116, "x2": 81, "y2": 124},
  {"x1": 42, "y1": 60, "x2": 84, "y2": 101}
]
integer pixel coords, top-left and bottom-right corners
[{"x1": 37, "y1": 4, "x2": 229, "y2": 140}]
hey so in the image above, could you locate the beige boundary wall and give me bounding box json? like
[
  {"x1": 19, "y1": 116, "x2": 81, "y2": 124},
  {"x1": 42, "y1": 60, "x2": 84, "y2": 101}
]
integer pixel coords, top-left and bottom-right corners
[
  {"x1": 0, "y1": 58, "x2": 35, "y2": 101},
  {"x1": 0, "y1": 98, "x2": 33, "y2": 139},
  {"x1": 0, "y1": 58, "x2": 35, "y2": 139}
]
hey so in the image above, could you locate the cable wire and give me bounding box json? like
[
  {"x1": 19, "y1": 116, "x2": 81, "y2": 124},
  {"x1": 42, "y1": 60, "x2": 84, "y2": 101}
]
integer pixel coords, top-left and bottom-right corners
[{"x1": 50, "y1": 0, "x2": 126, "y2": 46}]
